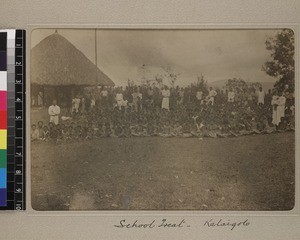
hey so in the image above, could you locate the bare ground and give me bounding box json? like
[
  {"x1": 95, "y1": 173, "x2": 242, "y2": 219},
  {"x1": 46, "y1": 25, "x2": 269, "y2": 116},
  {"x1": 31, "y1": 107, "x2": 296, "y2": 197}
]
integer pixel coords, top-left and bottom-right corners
[{"x1": 31, "y1": 132, "x2": 295, "y2": 211}]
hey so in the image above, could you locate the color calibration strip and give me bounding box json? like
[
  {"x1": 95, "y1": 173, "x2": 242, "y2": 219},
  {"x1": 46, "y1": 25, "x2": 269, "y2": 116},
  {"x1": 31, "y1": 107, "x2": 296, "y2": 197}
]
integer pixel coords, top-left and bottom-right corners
[
  {"x1": 0, "y1": 30, "x2": 25, "y2": 210},
  {"x1": 0, "y1": 31, "x2": 8, "y2": 207}
]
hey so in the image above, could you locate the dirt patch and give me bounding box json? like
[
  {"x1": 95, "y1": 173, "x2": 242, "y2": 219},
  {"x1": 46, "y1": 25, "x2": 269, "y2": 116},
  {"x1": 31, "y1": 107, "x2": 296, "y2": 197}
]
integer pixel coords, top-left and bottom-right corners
[{"x1": 31, "y1": 132, "x2": 295, "y2": 211}]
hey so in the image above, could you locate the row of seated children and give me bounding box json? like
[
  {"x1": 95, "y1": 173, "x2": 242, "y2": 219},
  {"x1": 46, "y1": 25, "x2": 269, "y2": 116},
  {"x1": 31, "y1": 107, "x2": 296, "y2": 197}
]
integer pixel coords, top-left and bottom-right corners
[{"x1": 31, "y1": 107, "x2": 294, "y2": 142}]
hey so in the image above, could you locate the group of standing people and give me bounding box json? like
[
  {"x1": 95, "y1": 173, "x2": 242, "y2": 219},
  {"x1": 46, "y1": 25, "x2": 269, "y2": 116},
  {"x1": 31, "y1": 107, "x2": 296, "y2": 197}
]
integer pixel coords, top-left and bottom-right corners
[
  {"x1": 30, "y1": 82, "x2": 295, "y2": 142},
  {"x1": 44, "y1": 83, "x2": 294, "y2": 132}
]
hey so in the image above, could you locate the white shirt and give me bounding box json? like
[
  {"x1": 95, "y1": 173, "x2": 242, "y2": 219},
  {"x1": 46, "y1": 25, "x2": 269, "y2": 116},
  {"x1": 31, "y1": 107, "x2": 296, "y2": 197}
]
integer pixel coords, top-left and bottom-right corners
[
  {"x1": 208, "y1": 90, "x2": 217, "y2": 97},
  {"x1": 228, "y1": 91, "x2": 235, "y2": 102},
  {"x1": 132, "y1": 92, "x2": 142, "y2": 102},
  {"x1": 196, "y1": 91, "x2": 203, "y2": 100},
  {"x1": 257, "y1": 90, "x2": 265, "y2": 103},
  {"x1": 48, "y1": 105, "x2": 60, "y2": 116},
  {"x1": 277, "y1": 96, "x2": 286, "y2": 107},
  {"x1": 116, "y1": 93, "x2": 124, "y2": 101},
  {"x1": 72, "y1": 98, "x2": 81, "y2": 106},
  {"x1": 101, "y1": 90, "x2": 108, "y2": 97}
]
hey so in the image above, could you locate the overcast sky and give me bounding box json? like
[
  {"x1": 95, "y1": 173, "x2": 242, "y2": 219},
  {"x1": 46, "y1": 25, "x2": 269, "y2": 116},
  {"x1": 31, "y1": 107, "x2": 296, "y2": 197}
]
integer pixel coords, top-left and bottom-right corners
[{"x1": 31, "y1": 29, "x2": 280, "y2": 86}]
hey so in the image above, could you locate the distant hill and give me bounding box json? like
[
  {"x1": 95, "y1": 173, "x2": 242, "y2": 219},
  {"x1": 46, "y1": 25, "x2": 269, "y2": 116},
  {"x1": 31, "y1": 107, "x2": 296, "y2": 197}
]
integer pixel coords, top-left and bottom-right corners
[
  {"x1": 208, "y1": 79, "x2": 275, "y2": 91},
  {"x1": 208, "y1": 79, "x2": 228, "y2": 89}
]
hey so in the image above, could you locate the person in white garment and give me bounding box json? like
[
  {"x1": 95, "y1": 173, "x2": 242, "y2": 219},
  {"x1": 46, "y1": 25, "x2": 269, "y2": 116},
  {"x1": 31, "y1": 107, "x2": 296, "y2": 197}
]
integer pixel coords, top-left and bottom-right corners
[
  {"x1": 48, "y1": 100, "x2": 61, "y2": 125},
  {"x1": 177, "y1": 87, "x2": 184, "y2": 105},
  {"x1": 161, "y1": 86, "x2": 171, "y2": 110},
  {"x1": 276, "y1": 91, "x2": 286, "y2": 126},
  {"x1": 115, "y1": 88, "x2": 127, "y2": 110},
  {"x1": 72, "y1": 96, "x2": 81, "y2": 113},
  {"x1": 271, "y1": 91, "x2": 286, "y2": 127},
  {"x1": 132, "y1": 87, "x2": 143, "y2": 112},
  {"x1": 271, "y1": 91, "x2": 279, "y2": 125},
  {"x1": 90, "y1": 94, "x2": 96, "y2": 110},
  {"x1": 206, "y1": 87, "x2": 217, "y2": 105},
  {"x1": 196, "y1": 89, "x2": 203, "y2": 105},
  {"x1": 257, "y1": 87, "x2": 265, "y2": 105},
  {"x1": 227, "y1": 88, "x2": 235, "y2": 103}
]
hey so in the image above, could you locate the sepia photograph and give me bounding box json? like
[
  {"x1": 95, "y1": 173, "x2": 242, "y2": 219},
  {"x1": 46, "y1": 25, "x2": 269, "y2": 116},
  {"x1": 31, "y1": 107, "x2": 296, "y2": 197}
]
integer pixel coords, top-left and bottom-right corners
[{"x1": 30, "y1": 28, "x2": 295, "y2": 211}]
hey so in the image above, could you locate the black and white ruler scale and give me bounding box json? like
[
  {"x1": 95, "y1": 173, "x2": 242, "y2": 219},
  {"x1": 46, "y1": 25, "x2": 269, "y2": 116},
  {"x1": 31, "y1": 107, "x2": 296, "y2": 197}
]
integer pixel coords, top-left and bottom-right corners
[{"x1": 0, "y1": 29, "x2": 26, "y2": 210}]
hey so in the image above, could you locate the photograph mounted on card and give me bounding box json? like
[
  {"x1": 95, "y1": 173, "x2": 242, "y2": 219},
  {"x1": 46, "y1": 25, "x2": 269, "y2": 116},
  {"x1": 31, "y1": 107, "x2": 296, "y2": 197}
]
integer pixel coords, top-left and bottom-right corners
[{"x1": 30, "y1": 28, "x2": 295, "y2": 211}]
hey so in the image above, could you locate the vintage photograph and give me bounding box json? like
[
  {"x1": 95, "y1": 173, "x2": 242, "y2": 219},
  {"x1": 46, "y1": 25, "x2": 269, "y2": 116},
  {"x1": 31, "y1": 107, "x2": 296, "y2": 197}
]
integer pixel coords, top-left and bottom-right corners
[{"x1": 30, "y1": 28, "x2": 295, "y2": 211}]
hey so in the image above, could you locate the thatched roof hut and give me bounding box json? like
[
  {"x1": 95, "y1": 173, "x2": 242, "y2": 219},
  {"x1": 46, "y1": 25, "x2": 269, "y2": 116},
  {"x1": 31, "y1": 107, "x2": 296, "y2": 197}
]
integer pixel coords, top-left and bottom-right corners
[{"x1": 31, "y1": 33, "x2": 114, "y2": 86}]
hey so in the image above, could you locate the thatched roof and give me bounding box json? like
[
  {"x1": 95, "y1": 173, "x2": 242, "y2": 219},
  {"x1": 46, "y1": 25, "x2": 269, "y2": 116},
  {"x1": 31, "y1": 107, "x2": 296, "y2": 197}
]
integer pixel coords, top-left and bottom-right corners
[{"x1": 31, "y1": 33, "x2": 114, "y2": 86}]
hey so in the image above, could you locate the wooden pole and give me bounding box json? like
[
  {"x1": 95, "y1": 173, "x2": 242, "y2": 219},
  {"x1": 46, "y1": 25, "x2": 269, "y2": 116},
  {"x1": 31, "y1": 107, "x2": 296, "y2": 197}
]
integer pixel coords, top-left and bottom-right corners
[{"x1": 95, "y1": 29, "x2": 98, "y2": 85}]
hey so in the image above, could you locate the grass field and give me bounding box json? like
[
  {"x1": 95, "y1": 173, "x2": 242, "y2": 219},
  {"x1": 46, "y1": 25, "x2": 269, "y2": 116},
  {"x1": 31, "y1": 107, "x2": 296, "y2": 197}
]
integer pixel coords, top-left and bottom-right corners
[{"x1": 31, "y1": 132, "x2": 295, "y2": 211}]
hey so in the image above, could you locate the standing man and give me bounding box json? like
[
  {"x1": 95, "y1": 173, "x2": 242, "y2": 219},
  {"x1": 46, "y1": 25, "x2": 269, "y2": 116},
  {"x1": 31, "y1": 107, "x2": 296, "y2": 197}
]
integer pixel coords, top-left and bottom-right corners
[
  {"x1": 48, "y1": 100, "x2": 61, "y2": 125},
  {"x1": 72, "y1": 95, "x2": 81, "y2": 113},
  {"x1": 271, "y1": 90, "x2": 286, "y2": 127},
  {"x1": 257, "y1": 87, "x2": 265, "y2": 106},
  {"x1": 90, "y1": 94, "x2": 96, "y2": 110},
  {"x1": 101, "y1": 86, "x2": 109, "y2": 108},
  {"x1": 147, "y1": 86, "x2": 154, "y2": 108},
  {"x1": 206, "y1": 87, "x2": 217, "y2": 105},
  {"x1": 132, "y1": 87, "x2": 143, "y2": 112},
  {"x1": 265, "y1": 89, "x2": 272, "y2": 106},
  {"x1": 177, "y1": 87, "x2": 184, "y2": 106},
  {"x1": 161, "y1": 85, "x2": 171, "y2": 111},
  {"x1": 271, "y1": 90, "x2": 279, "y2": 126},
  {"x1": 227, "y1": 88, "x2": 235, "y2": 103},
  {"x1": 196, "y1": 89, "x2": 203, "y2": 106},
  {"x1": 276, "y1": 91, "x2": 286, "y2": 126},
  {"x1": 115, "y1": 87, "x2": 127, "y2": 110}
]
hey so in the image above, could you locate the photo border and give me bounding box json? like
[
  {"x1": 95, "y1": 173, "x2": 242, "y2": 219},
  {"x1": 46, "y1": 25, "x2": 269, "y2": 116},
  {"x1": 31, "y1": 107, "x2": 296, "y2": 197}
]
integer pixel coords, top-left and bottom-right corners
[{"x1": 27, "y1": 24, "x2": 299, "y2": 217}]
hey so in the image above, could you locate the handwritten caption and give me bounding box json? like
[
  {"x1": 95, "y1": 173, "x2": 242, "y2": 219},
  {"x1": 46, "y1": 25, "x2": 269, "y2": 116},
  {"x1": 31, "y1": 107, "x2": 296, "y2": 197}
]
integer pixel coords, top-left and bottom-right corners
[{"x1": 114, "y1": 218, "x2": 250, "y2": 231}]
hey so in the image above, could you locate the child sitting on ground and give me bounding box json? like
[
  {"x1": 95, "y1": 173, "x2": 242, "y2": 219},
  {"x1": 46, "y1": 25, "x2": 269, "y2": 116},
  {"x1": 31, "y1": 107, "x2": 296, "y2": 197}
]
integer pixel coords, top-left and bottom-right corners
[
  {"x1": 263, "y1": 119, "x2": 276, "y2": 134},
  {"x1": 31, "y1": 124, "x2": 40, "y2": 141},
  {"x1": 181, "y1": 122, "x2": 193, "y2": 138},
  {"x1": 219, "y1": 123, "x2": 231, "y2": 138},
  {"x1": 109, "y1": 122, "x2": 117, "y2": 137},
  {"x1": 123, "y1": 123, "x2": 132, "y2": 137},
  {"x1": 190, "y1": 117, "x2": 203, "y2": 138},
  {"x1": 65, "y1": 125, "x2": 74, "y2": 140},
  {"x1": 37, "y1": 121, "x2": 44, "y2": 140},
  {"x1": 171, "y1": 123, "x2": 183, "y2": 137},
  {"x1": 42, "y1": 125, "x2": 50, "y2": 141},
  {"x1": 56, "y1": 124, "x2": 63, "y2": 140},
  {"x1": 73, "y1": 125, "x2": 82, "y2": 140},
  {"x1": 114, "y1": 123, "x2": 123, "y2": 137},
  {"x1": 158, "y1": 120, "x2": 172, "y2": 138},
  {"x1": 249, "y1": 117, "x2": 261, "y2": 134},
  {"x1": 100, "y1": 122, "x2": 109, "y2": 138},
  {"x1": 49, "y1": 125, "x2": 59, "y2": 142}
]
